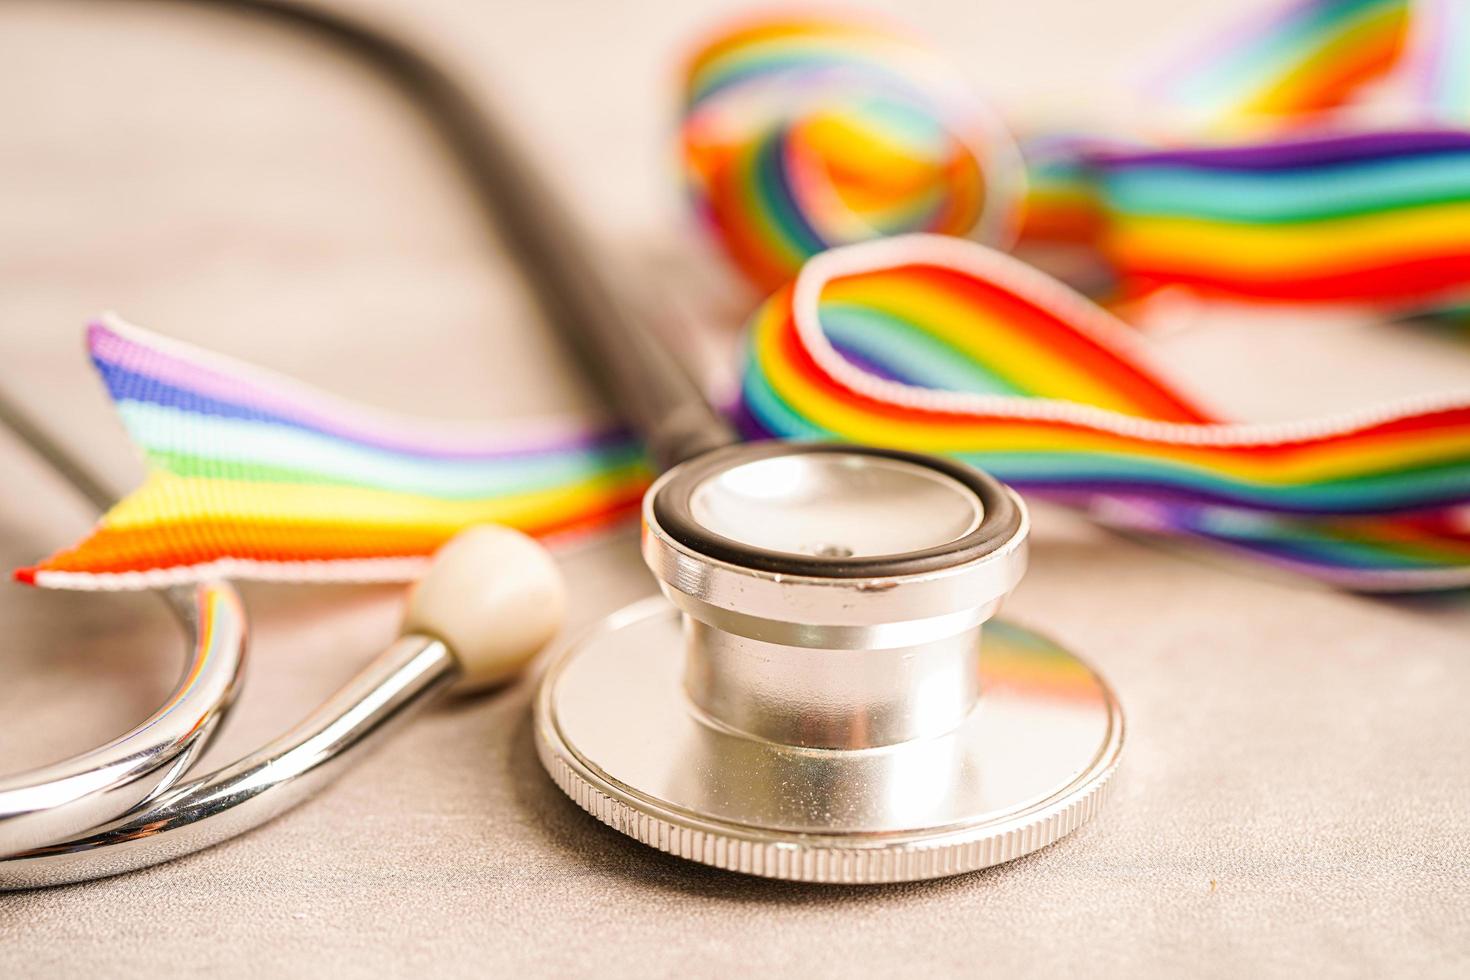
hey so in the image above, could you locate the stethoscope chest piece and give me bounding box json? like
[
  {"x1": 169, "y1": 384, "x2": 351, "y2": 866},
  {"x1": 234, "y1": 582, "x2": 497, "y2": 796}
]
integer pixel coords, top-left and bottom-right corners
[{"x1": 534, "y1": 443, "x2": 1123, "y2": 884}]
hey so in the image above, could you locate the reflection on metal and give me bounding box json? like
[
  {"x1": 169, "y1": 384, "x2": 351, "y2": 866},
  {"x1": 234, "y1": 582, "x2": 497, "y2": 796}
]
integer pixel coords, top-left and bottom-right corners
[
  {"x1": 536, "y1": 601, "x2": 1122, "y2": 884},
  {"x1": 0, "y1": 584, "x2": 247, "y2": 858}
]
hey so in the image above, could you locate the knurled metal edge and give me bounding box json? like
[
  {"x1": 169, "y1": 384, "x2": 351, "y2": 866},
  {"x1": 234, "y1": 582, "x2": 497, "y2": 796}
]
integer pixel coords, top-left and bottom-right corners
[{"x1": 535, "y1": 726, "x2": 1119, "y2": 884}]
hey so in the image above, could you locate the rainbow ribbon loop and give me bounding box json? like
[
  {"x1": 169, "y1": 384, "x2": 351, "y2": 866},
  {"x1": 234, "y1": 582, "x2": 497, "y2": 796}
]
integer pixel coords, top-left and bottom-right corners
[
  {"x1": 681, "y1": 14, "x2": 1024, "y2": 290},
  {"x1": 740, "y1": 235, "x2": 1470, "y2": 590}
]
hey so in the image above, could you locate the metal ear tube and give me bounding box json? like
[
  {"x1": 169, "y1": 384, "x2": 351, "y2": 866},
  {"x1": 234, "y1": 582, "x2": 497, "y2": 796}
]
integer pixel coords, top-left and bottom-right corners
[{"x1": 0, "y1": 524, "x2": 565, "y2": 890}]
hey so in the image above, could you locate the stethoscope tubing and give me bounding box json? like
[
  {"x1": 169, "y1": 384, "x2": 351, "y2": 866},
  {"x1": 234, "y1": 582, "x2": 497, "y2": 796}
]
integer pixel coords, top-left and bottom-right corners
[
  {"x1": 0, "y1": 583, "x2": 246, "y2": 858},
  {"x1": 0, "y1": 363, "x2": 251, "y2": 859},
  {"x1": 0, "y1": 634, "x2": 455, "y2": 890}
]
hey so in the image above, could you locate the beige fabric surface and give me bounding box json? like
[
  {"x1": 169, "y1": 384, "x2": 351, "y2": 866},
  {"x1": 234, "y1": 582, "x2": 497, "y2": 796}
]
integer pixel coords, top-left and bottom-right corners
[{"x1": 1, "y1": 1, "x2": 1468, "y2": 976}]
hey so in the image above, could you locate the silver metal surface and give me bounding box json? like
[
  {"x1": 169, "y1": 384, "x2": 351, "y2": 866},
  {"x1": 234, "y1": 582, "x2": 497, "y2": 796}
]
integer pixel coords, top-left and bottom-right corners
[
  {"x1": 689, "y1": 452, "x2": 983, "y2": 559},
  {"x1": 0, "y1": 634, "x2": 457, "y2": 889},
  {"x1": 643, "y1": 463, "x2": 1029, "y2": 650},
  {"x1": 684, "y1": 618, "x2": 984, "y2": 748},
  {"x1": 643, "y1": 447, "x2": 1029, "y2": 750},
  {"x1": 537, "y1": 443, "x2": 1121, "y2": 882},
  {"x1": 0, "y1": 582, "x2": 248, "y2": 856},
  {"x1": 535, "y1": 597, "x2": 1123, "y2": 883}
]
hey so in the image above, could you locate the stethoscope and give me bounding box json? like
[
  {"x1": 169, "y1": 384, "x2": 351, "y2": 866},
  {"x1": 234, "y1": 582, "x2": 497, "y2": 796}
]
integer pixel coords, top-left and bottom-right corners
[
  {"x1": 0, "y1": 381, "x2": 565, "y2": 890},
  {"x1": 0, "y1": 0, "x2": 1121, "y2": 888}
]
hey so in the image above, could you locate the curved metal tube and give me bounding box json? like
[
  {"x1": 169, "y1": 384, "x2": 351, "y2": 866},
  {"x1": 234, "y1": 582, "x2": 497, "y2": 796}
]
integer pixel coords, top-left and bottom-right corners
[
  {"x1": 0, "y1": 0, "x2": 479, "y2": 881},
  {"x1": 0, "y1": 634, "x2": 456, "y2": 889},
  {"x1": 0, "y1": 359, "x2": 251, "y2": 857},
  {"x1": 0, "y1": 584, "x2": 247, "y2": 855}
]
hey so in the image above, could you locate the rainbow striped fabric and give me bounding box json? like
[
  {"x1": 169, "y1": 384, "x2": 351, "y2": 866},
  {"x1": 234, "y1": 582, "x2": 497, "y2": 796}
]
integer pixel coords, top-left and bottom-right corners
[
  {"x1": 680, "y1": 6, "x2": 1470, "y2": 313},
  {"x1": 1013, "y1": 0, "x2": 1470, "y2": 310},
  {"x1": 23, "y1": 245, "x2": 1470, "y2": 592},
  {"x1": 19, "y1": 5, "x2": 1470, "y2": 594},
  {"x1": 1089, "y1": 128, "x2": 1470, "y2": 306},
  {"x1": 1147, "y1": 0, "x2": 1412, "y2": 131},
  {"x1": 19, "y1": 317, "x2": 647, "y2": 589},
  {"x1": 739, "y1": 235, "x2": 1470, "y2": 591},
  {"x1": 680, "y1": 13, "x2": 1023, "y2": 291},
  {"x1": 1014, "y1": 133, "x2": 1112, "y2": 249}
]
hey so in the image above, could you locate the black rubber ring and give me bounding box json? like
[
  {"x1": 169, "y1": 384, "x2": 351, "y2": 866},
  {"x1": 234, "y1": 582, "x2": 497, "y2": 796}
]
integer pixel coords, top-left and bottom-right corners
[{"x1": 651, "y1": 442, "x2": 1022, "y2": 578}]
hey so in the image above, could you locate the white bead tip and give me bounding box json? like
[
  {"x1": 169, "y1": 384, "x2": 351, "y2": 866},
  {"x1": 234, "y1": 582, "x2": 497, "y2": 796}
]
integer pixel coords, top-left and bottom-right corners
[{"x1": 403, "y1": 525, "x2": 566, "y2": 692}]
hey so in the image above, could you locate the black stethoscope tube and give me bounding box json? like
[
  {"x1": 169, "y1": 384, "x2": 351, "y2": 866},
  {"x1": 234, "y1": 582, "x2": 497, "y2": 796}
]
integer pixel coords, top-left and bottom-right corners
[{"x1": 189, "y1": 0, "x2": 736, "y2": 471}]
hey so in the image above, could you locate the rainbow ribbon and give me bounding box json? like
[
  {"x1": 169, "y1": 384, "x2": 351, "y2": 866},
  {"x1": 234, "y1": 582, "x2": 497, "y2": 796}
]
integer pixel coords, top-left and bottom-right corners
[
  {"x1": 681, "y1": 8, "x2": 1470, "y2": 311},
  {"x1": 1014, "y1": 1, "x2": 1470, "y2": 309},
  {"x1": 739, "y1": 235, "x2": 1470, "y2": 591},
  {"x1": 1014, "y1": 132, "x2": 1114, "y2": 248},
  {"x1": 681, "y1": 13, "x2": 1023, "y2": 291},
  {"x1": 1146, "y1": 0, "x2": 1412, "y2": 131},
  {"x1": 19, "y1": 5, "x2": 1470, "y2": 593},
  {"x1": 1088, "y1": 127, "x2": 1470, "y2": 306},
  {"x1": 20, "y1": 317, "x2": 647, "y2": 589}
]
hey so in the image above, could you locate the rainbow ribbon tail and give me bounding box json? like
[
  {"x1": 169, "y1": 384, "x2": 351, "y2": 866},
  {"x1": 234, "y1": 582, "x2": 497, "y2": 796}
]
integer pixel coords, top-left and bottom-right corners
[
  {"x1": 737, "y1": 234, "x2": 1470, "y2": 593},
  {"x1": 18, "y1": 315, "x2": 649, "y2": 590}
]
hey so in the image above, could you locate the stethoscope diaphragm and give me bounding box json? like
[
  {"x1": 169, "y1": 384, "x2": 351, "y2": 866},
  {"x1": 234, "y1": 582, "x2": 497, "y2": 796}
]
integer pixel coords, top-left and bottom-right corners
[{"x1": 534, "y1": 443, "x2": 1123, "y2": 883}]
